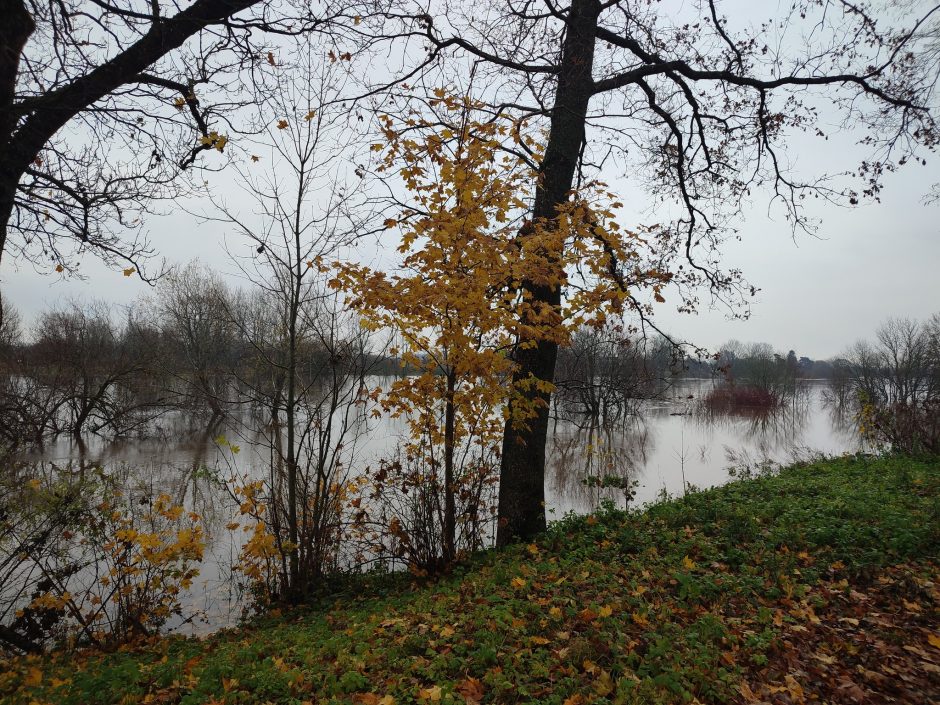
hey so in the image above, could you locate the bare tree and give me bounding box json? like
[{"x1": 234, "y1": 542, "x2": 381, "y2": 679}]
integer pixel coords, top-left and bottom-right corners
[
  {"x1": 212, "y1": 47, "x2": 381, "y2": 600},
  {"x1": 554, "y1": 325, "x2": 668, "y2": 424},
  {"x1": 0, "y1": 0, "x2": 400, "y2": 272},
  {"x1": 153, "y1": 261, "x2": 239, "y2": 419},
  {"x1": 842, "y1": 315, "x2": 940, "y2": 453},
  {"x1": 30, "y1": 301, "x2": 159, "y2": 437}
]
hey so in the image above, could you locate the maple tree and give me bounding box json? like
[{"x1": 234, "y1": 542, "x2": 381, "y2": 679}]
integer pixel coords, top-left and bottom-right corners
[
  {"x1": 333, "y1": 100, "x2": 674, "y2": 566},
  {"x1": 1, "y1": 472, "x2": 204, "y2": 652}
]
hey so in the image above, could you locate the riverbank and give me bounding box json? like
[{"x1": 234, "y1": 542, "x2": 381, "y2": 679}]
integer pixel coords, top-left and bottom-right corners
[{"x1": 2, "y1": 454, "x2": 938, "y2": 704}]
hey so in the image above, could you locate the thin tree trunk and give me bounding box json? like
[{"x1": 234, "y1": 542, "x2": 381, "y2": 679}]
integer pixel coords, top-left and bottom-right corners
[
  {"x1": 496, "y1": 0, "x2": 600, "y2": 546},
  {"x1": 443, "y1": 369, "x2": 457, "y2": 562}
]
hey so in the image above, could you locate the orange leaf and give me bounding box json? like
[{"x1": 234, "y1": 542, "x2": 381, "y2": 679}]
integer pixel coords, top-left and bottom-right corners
[{"x1": 456, "y1": 677, "x2": 484, "y2": 705}]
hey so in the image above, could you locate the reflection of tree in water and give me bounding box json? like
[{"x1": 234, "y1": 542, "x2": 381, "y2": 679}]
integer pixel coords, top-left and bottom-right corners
[
  {"x1": 820, "y1": 395, "x2": 867, "y2": 448},
  {"x1": 690, "y1": 390, "x2": 813, "y2": 453},
  {"x1": 547, "y1": 416, "x2": 653, "y2": 514}
]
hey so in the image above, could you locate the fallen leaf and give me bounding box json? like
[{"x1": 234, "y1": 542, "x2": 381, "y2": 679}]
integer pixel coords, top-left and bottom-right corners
[{"x1": 418, "y1": 685, "x2": 442, "y2": 702}]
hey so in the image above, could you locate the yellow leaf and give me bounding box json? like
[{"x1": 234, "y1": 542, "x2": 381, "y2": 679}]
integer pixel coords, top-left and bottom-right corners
[
  {"x1": 784, "y1": 674, "x2": 804, "y2": 699},
  {"x1": 511, "y1": 576, "x2": 526, "y2": 589},
  {"x1": 418, "y1": 685, "x2": 442, "y2": 702},
  {"x1": 549, "y1": 606, "x2": 562, "y2": 619},
  {"x1": 123, "y1": 267, "x2": 135, "y2": 277},
  {"x1": 222, "y1": 677, "x2": 239, "y2": 692},
  {"x1": 928, "y1": 632, "x2": 940, "y2": 650},
  {"x1": 24, "y1": 667, "x2": 42, "y2": 687},
  {"x1": 526, "y1": 543, "x2": 539, "y2": 556},
  {"x1": 682, "y1": 555, "x2": 696, "y2": 570},
  {"x1": 439, "y1": 625, "x2": 455, "y2": 638},
  {"x1": 531, "y1": 636, "x2": 550, "y2": 645},
  {"x1": 598, "y1": 605, "x2": 613, "y2": 618}
]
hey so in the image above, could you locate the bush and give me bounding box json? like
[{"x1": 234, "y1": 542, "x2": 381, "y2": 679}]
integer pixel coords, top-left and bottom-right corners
[{"x1": 702, "y1": 383, "x2": 779, "y2": 412}]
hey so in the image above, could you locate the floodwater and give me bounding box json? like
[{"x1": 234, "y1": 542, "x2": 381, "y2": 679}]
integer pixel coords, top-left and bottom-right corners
[{"x1": 7, "y1": 378, "x2": 862, "y2": 634}]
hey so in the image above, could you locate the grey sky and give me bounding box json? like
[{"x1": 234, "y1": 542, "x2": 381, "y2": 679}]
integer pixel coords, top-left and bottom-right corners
[{"x1": 2, "y1": 0, "x2": 939, "y2": 361}]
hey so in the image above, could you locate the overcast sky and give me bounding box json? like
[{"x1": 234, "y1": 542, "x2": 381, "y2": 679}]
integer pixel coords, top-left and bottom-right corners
[{"x1": 2, "y1": 0, "x2": 939, "y2": 361}]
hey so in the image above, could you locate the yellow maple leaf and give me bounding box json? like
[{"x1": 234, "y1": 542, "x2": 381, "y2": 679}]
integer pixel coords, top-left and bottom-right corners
[
  {"x1": 511, "y1": 576, "x2": 526, "y2": 589},
  {"x1": 598, "y1": 605, "x2": 613, "y2": 618},
  {"x1": 682, "y1": 555, "x2": 697, "y2": 570},
  {"x1": 418, "y1": 685, "x2": 442, "y2": 702},
  {"x1": 928, "y1": 632, "x2": 940, "y2": 650}
]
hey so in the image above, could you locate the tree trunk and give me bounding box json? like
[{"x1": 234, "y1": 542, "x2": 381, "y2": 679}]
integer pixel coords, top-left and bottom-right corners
[
  {"x1": 496, "y1": 0, "x2": 600, "y2": 546},
  {"x1": 443, "y1": 369, "x2": 457, "y2": 562}
]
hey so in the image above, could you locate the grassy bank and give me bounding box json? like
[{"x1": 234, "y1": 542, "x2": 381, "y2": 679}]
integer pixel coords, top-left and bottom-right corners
[{"x1": 2, "y1": 455, "x2": 938, "y2": 704}]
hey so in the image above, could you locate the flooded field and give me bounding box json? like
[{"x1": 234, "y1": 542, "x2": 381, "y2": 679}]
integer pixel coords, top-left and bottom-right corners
[{"x1": 6, "y1": 378, "x2": 862, "y2": 634}]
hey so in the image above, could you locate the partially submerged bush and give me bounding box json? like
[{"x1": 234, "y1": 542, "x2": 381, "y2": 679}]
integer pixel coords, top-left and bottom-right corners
[
  {"x1": 0, "y1": 469, "x2": 204, "y2": 653},
  {"x1": 702, "y1": 383, "x2": 780, "y2": 413}
]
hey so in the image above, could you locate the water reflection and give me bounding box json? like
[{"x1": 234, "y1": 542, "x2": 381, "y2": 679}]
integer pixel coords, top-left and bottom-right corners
[
  {"x1": 4, "y1": 378, "x2": 863, "y2": 636},
  {"x1": 546, "y1": 379, "x2": 865, "y2": 517}
]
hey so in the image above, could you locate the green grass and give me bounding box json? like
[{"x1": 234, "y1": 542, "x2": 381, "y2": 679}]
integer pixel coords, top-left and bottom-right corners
[{"x1": 2, "y1": 454, "x2": 938, "y2": 705}]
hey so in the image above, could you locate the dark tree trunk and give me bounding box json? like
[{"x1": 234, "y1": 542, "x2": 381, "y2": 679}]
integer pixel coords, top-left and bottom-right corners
[{"x1": 496, "y1": 0, "x2": 600, "y2": 546}]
